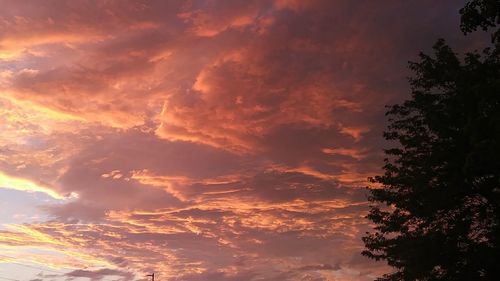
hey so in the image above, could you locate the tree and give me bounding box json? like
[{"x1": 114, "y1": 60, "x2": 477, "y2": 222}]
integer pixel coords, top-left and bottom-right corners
[
  {"x1": 460, "y1": 0, "x2": 500, "y2": 43},
  {"x1": 363, "y1": 1, "x2": 500, "y2": 280}
]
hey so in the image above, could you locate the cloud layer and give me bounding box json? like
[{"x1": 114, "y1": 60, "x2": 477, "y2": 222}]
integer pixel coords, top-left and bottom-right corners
[{"x1": 0, "y1": 0, "x2": 484, "y2": 280}]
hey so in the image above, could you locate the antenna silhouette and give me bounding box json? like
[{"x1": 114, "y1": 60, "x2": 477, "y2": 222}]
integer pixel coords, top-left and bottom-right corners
[{"x1": 146, "y1": 273, "x2": 155, "y2": 281}]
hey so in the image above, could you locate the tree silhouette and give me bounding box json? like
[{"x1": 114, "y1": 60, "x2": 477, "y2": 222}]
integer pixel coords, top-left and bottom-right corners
[
  {"x1": 460, "y1": 0, "x2": 500, "y2": 43},
  {"x1": 363, "y1": 1, "x2": 500, "y2": 280}
]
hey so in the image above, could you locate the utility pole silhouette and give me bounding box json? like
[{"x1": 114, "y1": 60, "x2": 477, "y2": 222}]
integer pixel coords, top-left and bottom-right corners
[{"x1": 146, "y1": 273, "x2": 155, "y2": 281}]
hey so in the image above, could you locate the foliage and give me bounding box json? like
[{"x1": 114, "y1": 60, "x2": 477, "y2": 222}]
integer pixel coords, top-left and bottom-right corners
[
  {"x1": 460, "y1": 0, "x2": 500, "y2": 43},
  {"x1": 363, "y1": 1, "x2": 500, "y2": 280}
]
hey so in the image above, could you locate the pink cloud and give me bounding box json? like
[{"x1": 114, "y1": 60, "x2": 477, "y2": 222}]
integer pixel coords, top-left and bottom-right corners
[{"x1": 0, "y1": 0, "x2": 485, "y2": 280}]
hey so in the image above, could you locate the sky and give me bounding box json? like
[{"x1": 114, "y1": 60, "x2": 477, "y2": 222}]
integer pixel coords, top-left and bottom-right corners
[{"x1": 0, "y1": 1, "x2": 487, "y2": 280}]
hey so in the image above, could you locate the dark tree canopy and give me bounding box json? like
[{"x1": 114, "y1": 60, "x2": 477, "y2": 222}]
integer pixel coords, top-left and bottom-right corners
[
  {"x1": 363, "y1": 1, "x2": 500, "y2": 280},
  {"x1": 460, "y1": 0, "x2": 500, "y2": 42}
]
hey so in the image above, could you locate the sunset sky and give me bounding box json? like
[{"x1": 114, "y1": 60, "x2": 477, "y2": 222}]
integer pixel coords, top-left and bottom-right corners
[{"x1": 0, "y1": 1, "x2": 487, "y2": 280}]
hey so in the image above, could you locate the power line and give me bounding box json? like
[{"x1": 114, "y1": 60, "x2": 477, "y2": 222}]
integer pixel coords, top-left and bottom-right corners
[
  {"x1": 0, "y1": 276, "x2": 20, "y2": 281},
  {"x1": 6, "y1": 261, "x2": 63, "y2": 274},
  {"x1": 0, "y1": 254, "x2": 141, "y2": 281},
  {"x1": 0, "y1": 254, "x2": 64, "y2": 274}
]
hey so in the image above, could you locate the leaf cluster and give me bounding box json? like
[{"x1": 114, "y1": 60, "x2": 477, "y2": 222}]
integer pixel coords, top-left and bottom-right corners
[
  {"x1": 363, "y1": 33, "x2": 500, "y2": 281},
  {"x1": 460, "y1": 0, "x2": 500, "y2": 43}
]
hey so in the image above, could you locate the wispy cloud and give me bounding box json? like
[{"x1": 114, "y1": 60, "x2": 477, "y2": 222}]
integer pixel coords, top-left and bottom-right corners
[{"x1": 0, "y1": 0, "x2": 484, "y2": 280}]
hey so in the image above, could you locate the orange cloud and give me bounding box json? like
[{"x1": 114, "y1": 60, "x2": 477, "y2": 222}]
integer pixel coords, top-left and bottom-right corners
[
  {"x1": 0, "y1": 171, "x2": 69, "y2": 199},
  {"x1": 0, "y1": 0, "x2": 474, "y2": 280}
]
